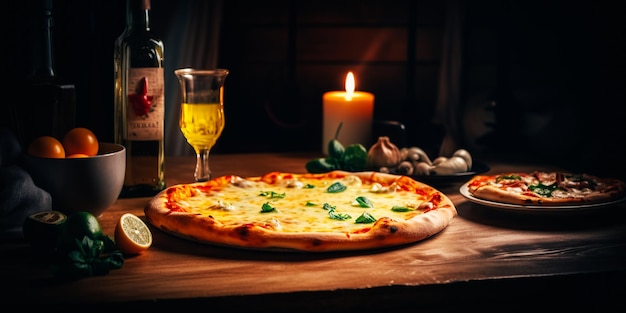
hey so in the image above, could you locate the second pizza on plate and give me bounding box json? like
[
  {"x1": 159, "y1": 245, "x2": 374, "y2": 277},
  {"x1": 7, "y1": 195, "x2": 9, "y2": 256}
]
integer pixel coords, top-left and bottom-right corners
[{"x1": 465, "y1": 171, "x2": 626, "y2": 206}]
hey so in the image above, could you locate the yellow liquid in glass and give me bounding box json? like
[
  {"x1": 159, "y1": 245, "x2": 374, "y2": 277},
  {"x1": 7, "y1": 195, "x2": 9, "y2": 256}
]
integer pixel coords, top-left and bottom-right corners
[{"x1": 179, "y1": 103, "x2": 225, "y2": 151}]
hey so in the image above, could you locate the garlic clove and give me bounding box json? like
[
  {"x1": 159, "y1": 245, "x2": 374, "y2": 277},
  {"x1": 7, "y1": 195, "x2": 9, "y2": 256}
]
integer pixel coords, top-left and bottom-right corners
[
  {"x1": 431, "y1": 156, "x2": 468, "y2": 175},
  {"x1": 400, "y1": 147, "x2": 409, "y2": 161},
  {"x1": 406, "y1": 147, "x2": 433, "y2": 165},
  {"x1": 413, "y1": 161, "x2": 433, "y2": 175},
  {"x1": 395, "y1": 161, "x2": 414, "y2": 176},
  {"x1": 452, "y1": 149, "x2": 472, "y2": 170},
  {"x1": 432, "y1": 156, "x2": 447, "y2": 166}
]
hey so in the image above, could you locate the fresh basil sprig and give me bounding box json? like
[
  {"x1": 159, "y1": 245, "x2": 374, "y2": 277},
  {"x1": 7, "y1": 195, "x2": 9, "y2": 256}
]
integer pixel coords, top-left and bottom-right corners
[
  {"x1": 52, "y1": 235, "x2": 123, "y2": 279},
  {"x1": 328, "y1": 210, "x2": 351, "y2": 221},
  {"x1": 305, "y1": 123, "x2": 368, "y2": 173},
  {"x1": 323, "y1": 202, "x2": 351, "y2": 220}
]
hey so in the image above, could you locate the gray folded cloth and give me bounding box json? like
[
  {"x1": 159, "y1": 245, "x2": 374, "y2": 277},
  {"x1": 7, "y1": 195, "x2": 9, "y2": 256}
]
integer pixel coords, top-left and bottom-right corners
[{"x1": 0, "y1": 128, "x2": 51, "y2": 240}]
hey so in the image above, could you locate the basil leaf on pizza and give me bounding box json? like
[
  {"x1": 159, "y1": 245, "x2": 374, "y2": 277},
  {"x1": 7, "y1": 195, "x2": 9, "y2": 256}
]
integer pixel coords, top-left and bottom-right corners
[
  {"x1": 145, "y1": 171, "x2": 457, "y2": 252},
  {"x1": 355, "y1": 196, "x2": 373, "y2": 208},
  {"x1": 355, "y1": 212, "x2": 376, "y2": 224}
]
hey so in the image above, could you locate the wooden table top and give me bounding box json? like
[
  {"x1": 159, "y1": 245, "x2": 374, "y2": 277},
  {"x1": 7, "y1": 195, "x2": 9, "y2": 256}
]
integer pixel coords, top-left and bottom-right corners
[{"x1": 3, "y1": 152, "x2": 625, "y2": 311}]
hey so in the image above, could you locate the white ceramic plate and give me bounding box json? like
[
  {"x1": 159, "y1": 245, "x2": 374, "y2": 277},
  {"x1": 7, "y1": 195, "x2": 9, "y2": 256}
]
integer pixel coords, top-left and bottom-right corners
[{"x1": 459, "y1": 182, "x2": 626, "y2": 213}]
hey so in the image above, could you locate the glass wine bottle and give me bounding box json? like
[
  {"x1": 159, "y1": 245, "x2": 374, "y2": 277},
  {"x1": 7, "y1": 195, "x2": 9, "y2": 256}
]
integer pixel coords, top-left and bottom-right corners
[
  {"x1": 7, "y1": 0, "x2": 76, "y2": 150},
  {"x1": 114, "y1": 0, "x2": 166, "y2": 197}
]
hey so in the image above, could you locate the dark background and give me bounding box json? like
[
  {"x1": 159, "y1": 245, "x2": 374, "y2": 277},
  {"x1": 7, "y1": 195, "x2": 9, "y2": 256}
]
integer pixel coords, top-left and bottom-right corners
[{"x1": 2, "y1": 0, "x2": 624, "y2": 179}]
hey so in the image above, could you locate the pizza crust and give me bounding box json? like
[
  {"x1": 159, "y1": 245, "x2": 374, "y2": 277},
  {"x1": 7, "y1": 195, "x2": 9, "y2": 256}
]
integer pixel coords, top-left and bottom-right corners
[
  {"x1": 469, "y1": 185, "x2": 551, "y2": 205},
  {"x1": 145, "y1": 171, "x2": 457, "y2": 252}
]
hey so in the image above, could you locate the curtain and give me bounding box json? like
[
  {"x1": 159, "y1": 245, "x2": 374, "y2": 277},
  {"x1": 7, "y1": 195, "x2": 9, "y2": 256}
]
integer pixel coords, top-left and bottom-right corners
[
  {"x1": 163, "y1": 0, "x2": 223, "y2": 156},
  {"x1": 434, "y1": 0, "x2": 465, "y2": 157}
]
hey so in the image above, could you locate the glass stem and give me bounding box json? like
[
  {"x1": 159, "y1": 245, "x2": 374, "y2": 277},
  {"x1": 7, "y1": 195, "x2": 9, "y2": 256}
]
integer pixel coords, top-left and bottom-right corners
[{"x1": 195, "y1": 148, "x2": 211, "y2": 182}]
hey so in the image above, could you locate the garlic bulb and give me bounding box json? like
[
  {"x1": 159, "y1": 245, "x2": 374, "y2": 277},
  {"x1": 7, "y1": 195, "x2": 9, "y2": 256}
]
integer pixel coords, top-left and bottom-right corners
[
  {"x1": 431, "y1": 156, "x2": 469, "y2": 175},
  {"x1": 366, "y1": 136, "x2": 403, "y2": 169}
]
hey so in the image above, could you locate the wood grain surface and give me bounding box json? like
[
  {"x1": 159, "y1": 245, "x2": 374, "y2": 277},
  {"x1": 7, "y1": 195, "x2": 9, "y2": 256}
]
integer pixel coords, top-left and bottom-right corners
[{"x1": 3, "y1": 153, "x2": 625, "y2": 311}]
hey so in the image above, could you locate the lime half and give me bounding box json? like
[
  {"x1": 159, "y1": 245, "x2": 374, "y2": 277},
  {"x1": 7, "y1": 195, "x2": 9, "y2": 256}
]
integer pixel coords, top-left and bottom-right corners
[{"x1": 23, "y1": 210, "x2": 68, "y2": 252}]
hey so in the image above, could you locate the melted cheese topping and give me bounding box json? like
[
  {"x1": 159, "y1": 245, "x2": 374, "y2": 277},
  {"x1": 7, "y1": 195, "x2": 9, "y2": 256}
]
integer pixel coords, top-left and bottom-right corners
[
  {"x1": 172, "y1": 175, "x2": 435, "y2": 233},
  {"x1": 551, "y1": 189, "x2": 591, "y2": 198}
]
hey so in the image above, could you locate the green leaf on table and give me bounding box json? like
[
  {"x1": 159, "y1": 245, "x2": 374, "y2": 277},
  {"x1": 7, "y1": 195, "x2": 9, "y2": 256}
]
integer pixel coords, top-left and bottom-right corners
[
  {"x1": 340, "y1": 144, "x2": 368, "y2": 171},
  {"x1": 52, "y1": 236, "x2": 124, "y2": 279}
]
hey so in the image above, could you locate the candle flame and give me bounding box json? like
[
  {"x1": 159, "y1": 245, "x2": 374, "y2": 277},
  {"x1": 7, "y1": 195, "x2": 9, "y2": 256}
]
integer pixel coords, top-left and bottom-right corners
[{"x1": 344, "y1": 72, "x2": 355, "y2": 100}]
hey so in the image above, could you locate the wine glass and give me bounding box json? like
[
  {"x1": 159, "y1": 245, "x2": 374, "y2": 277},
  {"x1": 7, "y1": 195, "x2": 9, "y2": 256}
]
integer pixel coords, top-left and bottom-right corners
[{"x1": 174, "y1": 68, "x2": 229, "y2": 182}]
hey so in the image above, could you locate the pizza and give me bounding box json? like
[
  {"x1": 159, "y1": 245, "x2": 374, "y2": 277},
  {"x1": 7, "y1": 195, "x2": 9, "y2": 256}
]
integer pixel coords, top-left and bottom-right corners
[
  {"x1": 465, "y1": 171, "x2": 626, "y2": 206},
  {"x1": 144, "y1": 171, "x2": 457, "y2": 252}
]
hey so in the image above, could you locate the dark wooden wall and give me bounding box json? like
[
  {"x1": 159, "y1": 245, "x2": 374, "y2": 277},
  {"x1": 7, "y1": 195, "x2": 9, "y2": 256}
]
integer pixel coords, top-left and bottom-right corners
[
  {"x1": 217, "y1": 0, "x2": 447, "y2": 154},
  {"x1": 2, "y1": 0, "x2": 625, "y2": 179}
]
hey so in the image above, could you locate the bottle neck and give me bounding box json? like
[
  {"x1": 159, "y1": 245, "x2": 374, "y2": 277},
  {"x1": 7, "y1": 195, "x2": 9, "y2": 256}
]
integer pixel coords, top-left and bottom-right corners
[
  {"x1": 29, "y1": 0, "x2": 55, "y2": 79},
  {"x1": 127, "y1": 0, "x2": 151, "y2": 31}
]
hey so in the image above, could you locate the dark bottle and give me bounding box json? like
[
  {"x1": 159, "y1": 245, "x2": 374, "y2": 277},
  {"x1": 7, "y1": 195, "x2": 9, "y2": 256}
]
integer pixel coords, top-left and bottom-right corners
[
  {"x1": 114, "y1": 0, "x2": 166, "y2": 197},
  {"x1": 7, "y1": 0, "x2": 76, "y2": 150}
]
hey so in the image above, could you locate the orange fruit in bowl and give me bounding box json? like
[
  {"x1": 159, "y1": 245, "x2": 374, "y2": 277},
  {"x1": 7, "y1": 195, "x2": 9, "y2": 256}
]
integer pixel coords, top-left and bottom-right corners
[
  {"x1": 67, "y1": 153, "x2": 89, "y2": 158},
  {"x1": 27, "y1": 136, "x2": 66, "y2": 158},
  {"x1": 115, "y1": 213, "x2": 152, "y2": 255},
  {"x1": 62, "y1": 127, "x2": 99, "y2": 157}
]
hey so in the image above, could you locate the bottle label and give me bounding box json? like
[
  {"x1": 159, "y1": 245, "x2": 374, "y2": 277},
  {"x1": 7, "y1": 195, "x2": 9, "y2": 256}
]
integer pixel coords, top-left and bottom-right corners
[{"x1": 126, "y1": 67, "x2": 164, "y2": 141}]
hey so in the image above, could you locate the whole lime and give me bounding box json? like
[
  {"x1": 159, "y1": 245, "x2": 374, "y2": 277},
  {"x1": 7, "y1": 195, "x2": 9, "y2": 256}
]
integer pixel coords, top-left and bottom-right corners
[{"x1": 57, "y1": 211, "x2": 103, "y2": 252}]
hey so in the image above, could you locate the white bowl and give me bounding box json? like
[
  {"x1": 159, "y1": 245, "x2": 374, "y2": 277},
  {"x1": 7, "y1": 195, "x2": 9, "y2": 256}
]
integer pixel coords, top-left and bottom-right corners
[{"x1": 21, "y1": 143, "x2": 126, "y2": 217}]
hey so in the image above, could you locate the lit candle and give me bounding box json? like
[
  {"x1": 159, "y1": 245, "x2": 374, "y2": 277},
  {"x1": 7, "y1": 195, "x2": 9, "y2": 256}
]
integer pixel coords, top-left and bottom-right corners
[{"x1": 322, "y1": 72, "x2": 374, "y2": 155}]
